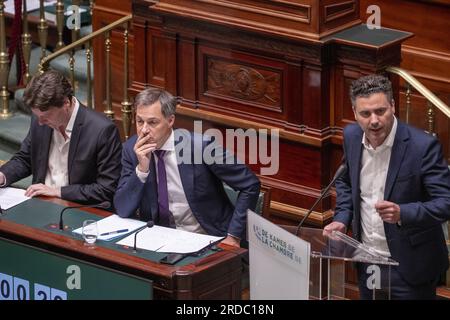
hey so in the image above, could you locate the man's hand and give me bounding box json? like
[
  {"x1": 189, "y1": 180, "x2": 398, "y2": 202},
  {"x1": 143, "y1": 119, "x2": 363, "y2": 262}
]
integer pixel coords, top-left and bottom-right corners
[
  {"x1": 134, "y1": 132, "x2": 157, "y2": 173},
  {"x1": 0, "y1": 172, "x2": 5, "y2": 186},
  {"x1": 375, "y1": 200, "x2": 401, "y2": 224},
  {"x1": 221, "y1": 235, "x2": 240, "y2": 247},
  {"x1": 323, "y1": 221, "x2": 347, "y2": 237},
  {"x1": 25, "y1": 184, "x2": 61, "y2": 198}
]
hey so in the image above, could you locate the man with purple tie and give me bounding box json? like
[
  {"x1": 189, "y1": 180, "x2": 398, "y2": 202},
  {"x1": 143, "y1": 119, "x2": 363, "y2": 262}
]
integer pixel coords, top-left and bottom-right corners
[{"x1": 114, "y1": 88, "x2": 260, "y2": 247}]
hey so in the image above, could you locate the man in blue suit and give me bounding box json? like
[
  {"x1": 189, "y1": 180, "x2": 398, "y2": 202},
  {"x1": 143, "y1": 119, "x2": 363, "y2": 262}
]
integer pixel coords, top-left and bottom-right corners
[
  {"x1": 114, "y1": 88, "x2": 260, "y2": 247},
  {"x1": 324, "y1": 74, "x2": 450, "y2": 299}
]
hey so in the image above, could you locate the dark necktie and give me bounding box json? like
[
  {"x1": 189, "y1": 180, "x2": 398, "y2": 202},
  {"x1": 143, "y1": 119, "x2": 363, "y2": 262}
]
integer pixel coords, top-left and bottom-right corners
[{"x1": 154, "y1": 150, "x2": 173, "y2": 227}]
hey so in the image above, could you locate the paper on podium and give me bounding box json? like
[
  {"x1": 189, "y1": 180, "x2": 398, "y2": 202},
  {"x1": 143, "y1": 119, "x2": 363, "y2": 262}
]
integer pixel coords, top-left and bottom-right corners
[
  {"x1": 117, "y1": 226, "x2": 224, "y2": 254},
  {"x1": 0, "y1": 187, "x2": 30, "y2": 210},
  {"x1": 72, "y1": 214, "x2": 146, "y2": 241}
]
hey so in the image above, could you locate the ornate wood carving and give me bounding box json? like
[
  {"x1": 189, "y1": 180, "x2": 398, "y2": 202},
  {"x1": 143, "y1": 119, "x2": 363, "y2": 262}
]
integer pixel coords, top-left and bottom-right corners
[{"x1": 206, "y1": 57, "x2": 281, "y2": 110}]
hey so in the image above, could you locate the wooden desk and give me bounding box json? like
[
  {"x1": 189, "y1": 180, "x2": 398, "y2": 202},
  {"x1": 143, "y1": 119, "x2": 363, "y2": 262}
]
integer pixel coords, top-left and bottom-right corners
[{"x1": 0, "y1": 197, "x2": 245, "y2": 300}]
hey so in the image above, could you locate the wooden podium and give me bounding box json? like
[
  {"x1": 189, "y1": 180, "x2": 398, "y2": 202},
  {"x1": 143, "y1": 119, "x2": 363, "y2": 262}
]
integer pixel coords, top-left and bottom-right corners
[{"x1": 130, "y1": 0, "x2": 412, "y2": 227}]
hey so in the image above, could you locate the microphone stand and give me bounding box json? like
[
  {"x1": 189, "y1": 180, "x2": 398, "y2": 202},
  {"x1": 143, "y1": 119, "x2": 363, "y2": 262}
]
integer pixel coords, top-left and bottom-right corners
[
  {"x1": 133, "y1": 221, "x2": 154, "y2": 252},
  {"x1": 295, "y1": 163, "x2": 347, "y2": 237},
  {"x1": 58, "y1": 201, "x2": 111, "y2": 231}
]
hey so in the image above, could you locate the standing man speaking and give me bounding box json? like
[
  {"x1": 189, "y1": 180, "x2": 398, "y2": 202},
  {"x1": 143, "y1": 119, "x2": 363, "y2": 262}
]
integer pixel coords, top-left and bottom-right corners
[{"x1": 324, "y1": 74, "x2": 450, "y2": 299}]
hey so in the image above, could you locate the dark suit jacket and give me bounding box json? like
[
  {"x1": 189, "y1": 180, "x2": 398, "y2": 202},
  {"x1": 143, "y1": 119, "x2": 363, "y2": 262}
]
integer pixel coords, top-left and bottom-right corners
[
  {"x1": 333, "y1": 120, "x2": 450, "y2": 285},
  {"x1": 0, "y1": 104, "x2": 122, "y2": 204},
  {"x1": 113, "y1": 129, "x2": 260, "y2": 239}
]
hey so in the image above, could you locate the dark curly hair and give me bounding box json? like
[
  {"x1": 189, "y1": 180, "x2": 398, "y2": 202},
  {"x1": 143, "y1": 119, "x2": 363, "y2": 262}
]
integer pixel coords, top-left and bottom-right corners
[{"x1": 350, "y1": 74, "x2": 393, "y2": 108}]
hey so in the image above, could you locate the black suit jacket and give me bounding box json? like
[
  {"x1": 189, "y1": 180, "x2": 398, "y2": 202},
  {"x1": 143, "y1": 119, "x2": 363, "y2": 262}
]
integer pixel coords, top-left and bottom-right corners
[{"x1": 0, "y1": 104, "x2": 122, "y2": 204}]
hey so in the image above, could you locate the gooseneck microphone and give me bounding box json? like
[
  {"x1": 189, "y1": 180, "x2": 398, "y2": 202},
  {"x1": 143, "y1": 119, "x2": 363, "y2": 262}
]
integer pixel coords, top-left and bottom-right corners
[
  {"x1": 295, "y1": 162, "x2": 347, "y2": 237},
  {"x1": 59, "y1": 201, "x2": 111, "y2": 230},
  {"x1": 133, "y1": 221, "x2": 155, "y2": 252}
]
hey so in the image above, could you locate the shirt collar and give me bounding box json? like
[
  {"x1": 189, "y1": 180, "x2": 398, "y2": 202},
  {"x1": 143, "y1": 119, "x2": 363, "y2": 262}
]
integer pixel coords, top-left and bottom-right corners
[
  {"x1": 159, "y1": 129, "x2": 175, "y2": 152},
  {"x1": 65, "y1": 97, "x2": 80, "y2": 135},
  {"x1": 362, "y1": 116, "x2": 397, "y2": 151}
]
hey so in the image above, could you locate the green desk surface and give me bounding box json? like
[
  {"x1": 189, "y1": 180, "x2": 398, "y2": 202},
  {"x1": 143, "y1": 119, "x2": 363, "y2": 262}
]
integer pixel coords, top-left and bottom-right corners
[
  {"x1": 3, "y1": 198, "x2": 217, "y2": 266},
  {"x1": 325, "y1": 24, "x2": 413, "y2": 48}
]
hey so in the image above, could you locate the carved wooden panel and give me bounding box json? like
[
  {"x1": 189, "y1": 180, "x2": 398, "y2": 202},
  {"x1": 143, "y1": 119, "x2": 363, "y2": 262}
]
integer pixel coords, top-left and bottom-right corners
[{"x1": 205, "y1": 57, "x2": 282, "y2": 111}]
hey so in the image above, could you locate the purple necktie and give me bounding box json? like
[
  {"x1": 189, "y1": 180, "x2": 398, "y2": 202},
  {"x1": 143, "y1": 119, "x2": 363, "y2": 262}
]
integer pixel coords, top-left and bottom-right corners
[{"x1": 154, "y1": 150, "x2": 173, "y2": 227}]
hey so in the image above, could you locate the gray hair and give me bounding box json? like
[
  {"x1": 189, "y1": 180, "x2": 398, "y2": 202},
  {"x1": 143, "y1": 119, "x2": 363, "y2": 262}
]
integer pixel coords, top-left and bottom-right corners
[
  {"x1": 133, "y1": 87, "x2": 177, "y2": 118},
  {"x1": 350, "y1": 74, "x2": 394, "y2": 108}
]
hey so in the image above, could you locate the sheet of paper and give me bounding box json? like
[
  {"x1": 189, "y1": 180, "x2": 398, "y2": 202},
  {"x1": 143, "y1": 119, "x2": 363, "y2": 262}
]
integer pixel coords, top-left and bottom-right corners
[
  {"x1": 0, "y1": 187, "x2": 30, "y2": 210},
  {"x1": 117, "y1": 226, "x2": 224, "y2": 254},
  {"x1": 72, "y1": 214, "x2": 147, "y2": 241}
]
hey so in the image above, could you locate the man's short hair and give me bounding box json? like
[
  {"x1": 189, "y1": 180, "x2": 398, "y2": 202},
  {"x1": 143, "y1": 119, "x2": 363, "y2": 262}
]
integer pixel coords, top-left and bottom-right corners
[
  {"x1": 350, "y1": 74, "x2": 394, "y2": 107},
  {"x1": 133, "y1": 87, "x2": 177, "y2": 118},
  {"x1": 23, "y1": 70, "x2": 73, "y2": 111}
]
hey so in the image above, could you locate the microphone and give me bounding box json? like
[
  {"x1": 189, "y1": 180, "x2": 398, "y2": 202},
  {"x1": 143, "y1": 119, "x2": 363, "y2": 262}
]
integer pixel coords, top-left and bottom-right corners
[
  {"x1": 59, "y1": 201, "x2": 111, "y2": 230},
  {"x1": 295, "y1": 162, "x2": 347, "y2": 236},
  {"x1": 133, "y1": 221, "x2": 154, "y2": 252}
]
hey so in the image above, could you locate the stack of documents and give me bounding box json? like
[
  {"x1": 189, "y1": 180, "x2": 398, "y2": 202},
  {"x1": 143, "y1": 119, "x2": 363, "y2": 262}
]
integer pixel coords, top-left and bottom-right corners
[
  {"x1": 72, "y1": 215, "x2": 146, "y2": 241},
  {"x1": 117, "y1": 226, "x2": 224, "y2": 254}
]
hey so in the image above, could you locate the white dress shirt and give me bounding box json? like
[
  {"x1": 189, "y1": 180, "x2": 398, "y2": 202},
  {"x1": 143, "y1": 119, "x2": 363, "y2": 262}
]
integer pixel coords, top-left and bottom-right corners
[
  {"x1": 359, "y1": 117, "x2": 398, "y2": 257},
  {"x1": 136, "y1": 130, "x2": 207, "y2": 234},
  {"x1": 44, "y1": 99, "x2": 80, "y2": 189}
]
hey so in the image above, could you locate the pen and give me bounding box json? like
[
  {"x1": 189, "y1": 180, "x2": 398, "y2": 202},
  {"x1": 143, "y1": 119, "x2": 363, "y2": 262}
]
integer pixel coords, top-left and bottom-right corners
[{"x1": 100, "y1": 229, "x2": 129, "y2": 236}]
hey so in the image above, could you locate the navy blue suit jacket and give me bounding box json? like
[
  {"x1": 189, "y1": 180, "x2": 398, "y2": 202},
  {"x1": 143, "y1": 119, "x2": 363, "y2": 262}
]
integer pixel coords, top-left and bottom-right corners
[
  {"x1": 333, "y1": 121, "x2": 450, "y2": 285},
  {"x1": 113, "y1": 129, "x2": 260, "y2": 239},
  {"x1": 0, "y1": 104, "x2": 122, "y2": 204}
]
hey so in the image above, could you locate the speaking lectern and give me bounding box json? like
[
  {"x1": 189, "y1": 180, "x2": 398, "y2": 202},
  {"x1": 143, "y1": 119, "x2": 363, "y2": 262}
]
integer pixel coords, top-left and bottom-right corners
[{"x1": 248, "y1": 211, "x2": 399, "y2": 300}]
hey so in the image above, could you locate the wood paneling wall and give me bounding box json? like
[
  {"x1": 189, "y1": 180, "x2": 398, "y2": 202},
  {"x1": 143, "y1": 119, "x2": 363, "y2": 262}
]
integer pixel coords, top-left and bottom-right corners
[
  {"x1": 130, "y1": 0, "x2": 408, "y2": 227},
  {"x1": 92, "y1": 2, "x2": 447, "y2": 222}
]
